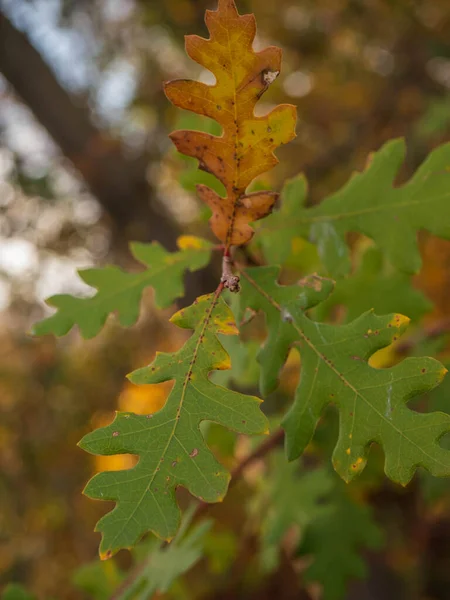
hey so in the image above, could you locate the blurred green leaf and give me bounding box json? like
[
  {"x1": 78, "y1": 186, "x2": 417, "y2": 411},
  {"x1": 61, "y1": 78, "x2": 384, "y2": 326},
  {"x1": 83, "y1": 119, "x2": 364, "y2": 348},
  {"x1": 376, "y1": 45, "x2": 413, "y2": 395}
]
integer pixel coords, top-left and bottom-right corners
[
  {"x1": 1, "y1": 585, "x2": 36, "y2": 600},
  {"x1": 415, "y1": 96, "x2": 450, "y2": 138},
  {"x1": 121, "y1": 506, "x2": 212, "y2": 600},
  {"x1": 203, "y1": 529, "x2": 238, "y2": 574},
  {"x1": 299, "y1": 487, "x2": 383, "y2": 600},
  {"x1": 420, "y1": 360, "x2": 450, "y2": 503},
  {"x1": 32, "y1": 237, "x2": 212, "y2": 338},
  {"x1": 260, "y1": 454, "x2": 333, "y2": 573},
  {"x1": 259, "y1": 140, "x2": 450, "y2": 275},
  {"x1": 72, "y1": 560, "x2": 124, "y2": 600},
  {"x1": 314, "y1": 246, "x2": 432, "y2": 323}
]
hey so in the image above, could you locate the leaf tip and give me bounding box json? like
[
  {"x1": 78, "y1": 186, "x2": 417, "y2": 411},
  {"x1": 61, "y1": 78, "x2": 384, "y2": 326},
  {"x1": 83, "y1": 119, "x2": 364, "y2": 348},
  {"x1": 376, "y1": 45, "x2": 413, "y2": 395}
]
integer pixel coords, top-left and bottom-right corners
[{"x1": 99, "y1": 548, "x2": 114, "y2": 561}]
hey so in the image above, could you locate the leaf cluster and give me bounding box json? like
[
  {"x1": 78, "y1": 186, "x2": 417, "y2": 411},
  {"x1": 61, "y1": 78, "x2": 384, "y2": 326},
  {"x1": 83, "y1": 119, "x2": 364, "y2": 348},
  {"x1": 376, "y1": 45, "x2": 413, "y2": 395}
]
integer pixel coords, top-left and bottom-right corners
[{"x1": 29, "y1": 0, "x2": 450, "y2": 597}]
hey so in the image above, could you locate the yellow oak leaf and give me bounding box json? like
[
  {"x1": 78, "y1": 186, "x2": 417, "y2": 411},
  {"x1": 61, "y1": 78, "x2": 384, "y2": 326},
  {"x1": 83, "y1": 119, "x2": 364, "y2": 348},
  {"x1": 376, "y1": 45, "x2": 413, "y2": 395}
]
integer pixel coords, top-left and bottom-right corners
[{"x1": 165, "y1": 0, "x2": 297, "y2": 247}]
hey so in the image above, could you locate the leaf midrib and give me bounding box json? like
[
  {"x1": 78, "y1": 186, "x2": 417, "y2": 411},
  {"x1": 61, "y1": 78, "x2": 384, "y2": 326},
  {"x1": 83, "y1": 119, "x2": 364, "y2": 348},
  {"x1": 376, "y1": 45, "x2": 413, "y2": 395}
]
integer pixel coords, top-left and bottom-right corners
[{"x1": 106, "y1": 292, "x2": 221, "y2": 551}]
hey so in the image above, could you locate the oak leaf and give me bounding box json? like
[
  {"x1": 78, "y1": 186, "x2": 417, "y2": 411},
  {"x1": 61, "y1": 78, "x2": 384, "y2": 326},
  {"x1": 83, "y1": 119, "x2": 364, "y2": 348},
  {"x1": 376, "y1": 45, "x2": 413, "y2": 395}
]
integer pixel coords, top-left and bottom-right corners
[
  {"x1": 165, "y1": 0, "x2": 297, "y2": 247},
  {"x1": 32, "y1": 236, "x2": 212, "y2": 339},
  {"x1": 80, "y1": 294, "x2": 268, "y2": 557},
  {"x1": 239, "y1": 267, "x2": 450, "y2": 485},
  {"x1": 260, "y1": 140, "x2": 450, "y2": 274}
]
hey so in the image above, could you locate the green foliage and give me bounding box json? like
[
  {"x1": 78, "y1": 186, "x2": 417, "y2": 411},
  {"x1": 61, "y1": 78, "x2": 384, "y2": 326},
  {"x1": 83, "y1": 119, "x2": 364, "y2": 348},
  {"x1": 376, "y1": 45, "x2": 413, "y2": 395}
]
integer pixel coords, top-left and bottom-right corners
[
  {"x1": 261, "y1": 454, "x2": 334, "y2": 552},
  {"x1": 71, "y1": 507, "x2": 211, "y2": 600},
  {"x1": 259, "y1": 456, "x2": 383, "y2": 597},
  {"x1": 72, "y1": 560, "x2": 124, "y2": 600},
  {"x1": 260, "y1": 139, "x2": 450, "y2": 275},
  {"x1": 419, "y1": 359, "x2": 450, "y2": 503},
  {"x1": 32, "y1": 236, "x2": 212, "y2": 338},
  {"x1": 299, "y1": 487, "x2": 383, "y2": 600},
  {"x1": 240, "y1": 266, "x2": 450, "y2": 484},
  {"x1": 239, "y1": 268, "x2": 335, "y2": 396},
  {"x1": 122, "y1": 506, "x2": 212, "y2": 600},
  {"x1": 1, "y1": 585, "x2": 36, "y2": 600},
  {"x1": 27, "y1": 1, "x2": 450, "y2": 597},
  {"x1": 314, "y1": 246, "x2": 432, "y2": 323},
  {"x1": 79, "y1": 294, "x2": 268, "y2": 557}
]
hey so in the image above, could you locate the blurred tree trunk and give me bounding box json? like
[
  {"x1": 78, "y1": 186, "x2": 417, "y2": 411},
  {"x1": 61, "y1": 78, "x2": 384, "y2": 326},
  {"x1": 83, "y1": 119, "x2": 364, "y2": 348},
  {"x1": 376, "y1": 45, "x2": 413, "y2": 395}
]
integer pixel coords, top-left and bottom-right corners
[
  {"x1": 0, "y1": 10, "x2": 218, "y2": 301},
  {"x1": 0, "y1": 10, "x2": 175, "y2": 245}
]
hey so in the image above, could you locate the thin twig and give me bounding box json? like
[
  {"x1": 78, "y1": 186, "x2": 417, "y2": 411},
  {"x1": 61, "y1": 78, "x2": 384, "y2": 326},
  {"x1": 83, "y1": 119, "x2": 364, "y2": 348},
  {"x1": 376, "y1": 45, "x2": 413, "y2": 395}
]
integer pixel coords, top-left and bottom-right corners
[{"x1": 220, "y1": 253, "x2": 241, "y2": 292}]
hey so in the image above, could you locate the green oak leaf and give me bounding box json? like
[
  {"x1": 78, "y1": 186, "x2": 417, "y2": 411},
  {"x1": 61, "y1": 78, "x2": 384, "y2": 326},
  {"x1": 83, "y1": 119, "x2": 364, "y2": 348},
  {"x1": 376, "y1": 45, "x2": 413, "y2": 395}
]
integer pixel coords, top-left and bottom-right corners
[
  {"x1": 240, "y1": 266, "x2": 450, "y2": 484},
  {"x1": 32, "y1": 236, "x2": 212, "y2": 339},
  {"x1": 299, "y1": 487, "x2": 383, "y2": 600},
  {"x1": 259, "y1": 139, "x2": 450, "y2": 275},
  {"x1": 314, "y1": 246, "x2": 432, "y2": 323},
  {"x1": 238, "y1": 266, "x2": 334, "y2": 397},
  {"x1": 79, "y1": 294, "x2": 268, "y2": 558}
]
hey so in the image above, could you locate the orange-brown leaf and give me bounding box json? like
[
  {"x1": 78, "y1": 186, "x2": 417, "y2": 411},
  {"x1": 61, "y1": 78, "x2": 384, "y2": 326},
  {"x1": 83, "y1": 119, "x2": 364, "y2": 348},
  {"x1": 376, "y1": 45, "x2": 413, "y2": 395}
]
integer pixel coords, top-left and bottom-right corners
[
  {"x1": 165, "y1": 0, "x2": 297, "y2": 247},
  {"x1": 197, "y1": 184, "x2": 277, "y2": 245}
]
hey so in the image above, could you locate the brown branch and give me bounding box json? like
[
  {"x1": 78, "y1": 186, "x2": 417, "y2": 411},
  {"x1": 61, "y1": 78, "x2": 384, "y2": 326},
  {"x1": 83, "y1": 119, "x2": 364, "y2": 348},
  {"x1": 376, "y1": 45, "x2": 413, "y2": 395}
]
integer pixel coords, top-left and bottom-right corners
[{"x1": 110, "y1": 428, "x2": 285, "y2": 600}]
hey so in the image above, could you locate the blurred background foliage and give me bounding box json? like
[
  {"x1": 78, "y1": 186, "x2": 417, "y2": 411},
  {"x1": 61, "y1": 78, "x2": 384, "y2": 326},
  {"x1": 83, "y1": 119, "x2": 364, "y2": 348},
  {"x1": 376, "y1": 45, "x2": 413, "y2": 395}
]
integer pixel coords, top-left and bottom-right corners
[{"x1": 0, "y1": 0, "x2": 450, "y2": 598}]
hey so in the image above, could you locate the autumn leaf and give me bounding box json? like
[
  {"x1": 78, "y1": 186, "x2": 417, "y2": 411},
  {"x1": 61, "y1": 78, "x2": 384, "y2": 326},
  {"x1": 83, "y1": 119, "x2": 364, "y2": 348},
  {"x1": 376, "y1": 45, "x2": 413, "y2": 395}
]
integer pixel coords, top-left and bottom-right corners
[
  {"x1": 259, "y1": 139, "x2": 450, "y2": 275},
  {"x1": 32, "y1": 236, "x2": 212, "y2": 339},
  {"x1": 164, "y1": 0, "x2": 297, "y2": 247},
  {"x1": 79, "y1": 294, "x2": 268, "y2": 558},
  {"x1": 239, "y1": 266, "x2": 450, "y2": 484}
]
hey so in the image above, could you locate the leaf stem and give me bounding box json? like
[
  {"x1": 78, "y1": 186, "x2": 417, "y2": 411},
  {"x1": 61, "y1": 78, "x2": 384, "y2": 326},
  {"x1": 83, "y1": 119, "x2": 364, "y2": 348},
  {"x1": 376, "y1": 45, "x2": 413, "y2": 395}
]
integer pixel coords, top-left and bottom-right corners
[{"x1": 220, "y1": 253, "x2": 240, "y2": 292}]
